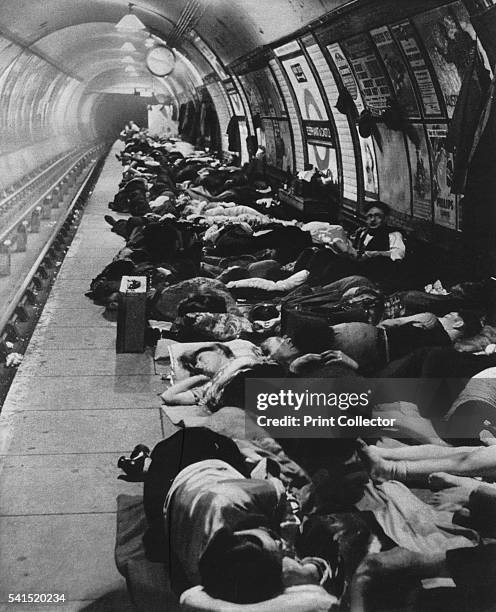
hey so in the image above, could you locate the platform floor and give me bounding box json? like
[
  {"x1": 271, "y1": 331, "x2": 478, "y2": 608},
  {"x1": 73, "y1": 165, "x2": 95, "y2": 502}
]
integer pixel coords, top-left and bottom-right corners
[{"x1": 0, "y1": 144, "x2": 172, "y2": 611}]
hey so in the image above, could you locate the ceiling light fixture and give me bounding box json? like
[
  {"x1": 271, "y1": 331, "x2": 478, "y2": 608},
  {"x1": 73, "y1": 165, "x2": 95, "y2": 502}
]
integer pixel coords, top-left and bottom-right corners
[
  {"x1": 120, "y1": 42, "x2": 137, "y2": 52},
  {"x1": 115, "y1": 3, "x2": 146, "y2": 31}
]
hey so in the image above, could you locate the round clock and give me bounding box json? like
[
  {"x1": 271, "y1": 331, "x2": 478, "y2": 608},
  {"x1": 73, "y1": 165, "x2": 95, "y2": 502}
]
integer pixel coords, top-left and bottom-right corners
[{"x1": 145, "y1": 45, "x2": 176, "y2": 77}]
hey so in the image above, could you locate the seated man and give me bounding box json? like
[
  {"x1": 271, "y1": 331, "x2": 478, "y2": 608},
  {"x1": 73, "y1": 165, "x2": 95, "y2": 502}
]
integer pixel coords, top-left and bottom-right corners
[
  {"x1": 135, "y1": 427, "x2": 335, "y2": 603},
  {"x1": 298, "y1": 202, "x2": 405, "y2": 287},
  {"x1": 350, "y1": 201, "x2": 405, "y2": 265}
]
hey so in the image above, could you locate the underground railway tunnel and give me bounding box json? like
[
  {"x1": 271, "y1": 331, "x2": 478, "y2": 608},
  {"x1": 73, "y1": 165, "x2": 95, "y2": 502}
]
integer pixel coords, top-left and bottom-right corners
[{"x1": 1, "y1": 0, "x2": 496, "y2": 610}]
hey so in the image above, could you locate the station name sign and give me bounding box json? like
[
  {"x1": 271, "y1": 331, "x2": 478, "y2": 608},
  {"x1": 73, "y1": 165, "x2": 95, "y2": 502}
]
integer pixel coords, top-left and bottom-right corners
[{"x1": 303, "y1": 120, "x2": 335, "y2": 145}]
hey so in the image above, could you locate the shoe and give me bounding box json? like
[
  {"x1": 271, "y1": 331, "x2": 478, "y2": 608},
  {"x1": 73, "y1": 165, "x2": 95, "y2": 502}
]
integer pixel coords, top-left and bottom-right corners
[
  {"x1": 117, "y1": 455, "x2": 146, "y2": 479},
  {"x1": 130, "y1": 444, "x2": 150, "y2": 459},
  {"x1": 117, "y1": 444, "x2": 150, "y2": 479}
]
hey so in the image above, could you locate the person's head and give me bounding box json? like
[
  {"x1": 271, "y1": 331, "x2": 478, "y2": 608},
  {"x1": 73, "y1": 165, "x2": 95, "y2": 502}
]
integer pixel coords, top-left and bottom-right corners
[
  {"x1": 289, "y1": 316, "x2": 334, "y2": 355},
  {"x1": 439, "y1": 310, "x2": 482, "y2": 342},
  {"x1": 199, "y1": 519, "x2": 321, "y2": 603},
  {"x1": 260, "y1": 336, "x2": 300, "y2": 365},
  {"x1": 363, "y1": 201, "x2": 390, "y2": 231},
  {"x1": 181, "y1": 343, "x2": 234, "y2": 376}
]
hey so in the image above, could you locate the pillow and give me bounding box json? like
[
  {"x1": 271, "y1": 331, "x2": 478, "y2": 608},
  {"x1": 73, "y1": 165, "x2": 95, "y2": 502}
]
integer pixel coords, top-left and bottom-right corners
[{"x1": 180, "y1": 584, "x2": 338, "y2": 612}]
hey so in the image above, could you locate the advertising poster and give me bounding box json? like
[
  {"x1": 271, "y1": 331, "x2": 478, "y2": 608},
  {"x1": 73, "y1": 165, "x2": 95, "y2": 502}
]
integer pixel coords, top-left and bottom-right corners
[
  {"x1": 427, "y1": 123, "x2": 457, "y2": 228},
  {"x1": 327, "y1": 42, "x2": 379, "y2": 197},
  {"x1": 374, "y1": 124, "x2": 411, "y2": 214},
  {"x1": 370, "y1": 26, "x2": 420, "y2": 117},
  {"x1": 227, "y1": 91, "x2": 245, "y2": 117},
  {"x1": 406, "y1": 124, "x2": 433, "y2": 221},
  {"x1": 239, "y1": 73, "x2": 264, "y2": 117},
  {"x1": 327, "y1": 42, "x2": 363, "y2": 111},
  {"x1": 341, "y1": 34, "x2": 394, "y2": 111},
  {"x1": 414, "y1": 4, "x2": 475, "y2": 117},
  {"x1": 264, "y1": 67, "x2": 287, "y2": 117},
  {"x1": 262, "y1": 117, "x2": 277, "y2": 167},
  {"x1": 272, "y1": 119, "x2": 294, "y2": 171},
  {"x1": 238, "y1": 118, "x2": 249, "y2": 164},
  {"x1": 225, "y1": 79, "x2": 245, "y2": 117},
  {"x1": 390, "y1": 20, "x2": 443, "y2": 117},
  {"x1": 240, "y1": 69, "x2": 285, "y2": 118}
]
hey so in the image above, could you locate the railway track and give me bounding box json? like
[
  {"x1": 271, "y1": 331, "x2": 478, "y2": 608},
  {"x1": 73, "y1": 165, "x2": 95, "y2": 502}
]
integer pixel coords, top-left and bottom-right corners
[{"x1": 0, "y1": 142, "x2": 110, "y2": 407}]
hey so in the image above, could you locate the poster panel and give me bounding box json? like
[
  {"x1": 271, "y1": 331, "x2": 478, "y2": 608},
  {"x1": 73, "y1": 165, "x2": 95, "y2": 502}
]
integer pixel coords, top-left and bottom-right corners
[
  {"x1": 374, "y1": 125, "x2": 411, "y2": 214},
  {"x1": 414, "y1": 4, "x2": 475, "y2": 117},
  {"x1": 238, "y1": 118, "x2": 249, "y2": 164},
  {"x1": 341, "y1": 34, "x2": 393, "y2": 111},
  {"x1": 370, "y1": 26, "x2": 420, "y2": 117},
  {"x1": 264, "y1": 67, "x2": 287, "y2": 117},
  {"x1": 426, "y1": 123, "x2": 456, "y2": 228},
  {"x1": 327, "y1": 42, "x2": 379, "y2": 197},
  {"x1": 262, "y1": 118, "x2": 277, "y2": 167},
  {"x1": 240, "y1": 69, "x2": 285, "y2": 118},
  {"x1": 327, "y1": 43, "x2": 363, "y2": 111},
  {"x1": 239, "y1": 73, "x2": 264, "y2": 117},
  {"x1": 272, "y1": 119, "x2": 294, "y2": 171},
  {"x1": 228, "y1": 92, "x2": 244, "y2": 117},
  {"x1": 406, "y1": 124, "x2": 433, "y2": 221},
  {"x1": 390, "y1": 20, "x2": 443, "y2": 117}
]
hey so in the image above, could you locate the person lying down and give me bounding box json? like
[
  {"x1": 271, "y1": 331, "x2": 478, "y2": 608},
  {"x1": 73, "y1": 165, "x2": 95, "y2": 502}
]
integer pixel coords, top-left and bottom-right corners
[
  {"x1": 161, "y1": 343, "x2": 284, "y2": 410},
  {"x1": 129, "y1": 427, "x2": 342, "y2": 605}
]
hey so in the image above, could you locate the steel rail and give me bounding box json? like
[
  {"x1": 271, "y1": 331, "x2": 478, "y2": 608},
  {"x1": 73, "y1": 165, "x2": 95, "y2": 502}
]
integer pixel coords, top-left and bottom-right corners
[{"x1": 0, "y1": 145, "x2": 105, "y2": 338}]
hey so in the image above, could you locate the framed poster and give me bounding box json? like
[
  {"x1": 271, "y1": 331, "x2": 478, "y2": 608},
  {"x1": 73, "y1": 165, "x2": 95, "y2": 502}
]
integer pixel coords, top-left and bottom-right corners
[
  {"x1": 370, "y1": 25, "x2": 420, "y2": 118},
  {"x1": 239, "y1": 73, "x2": 264, "y2": 117},
  {"x1": 272, "y1": 119, "x2": 294, "y2": 171},
  {"x1": 262, "y1": 117, "x2": 276, "y2": 166},
  {"x1": 264, "y1": 67, "x2": 287, "y2": 117},
  {"x1": 406, "y1": 124, "x2": 433, "y2": 221},
  {"x1": 427, "y1": 123, "x2": 456, "y2": 228},
  {"x1": 327, "y1": 42, "x2": 379, "y2": 198},
  {"x1": 374, "y1": 124, "x2": 411, "y2": 214},
  {"x1": 225, "y1": 79, "x2": 243, "y2": 115},
  {"x1": 240, "y1": 68, "x2": 285, "y2": 118},
  {"x1": 341, "y1": 34, "x2": 394, "y2": 111},
  {"x1": 414, "y1": 4, "x2": 475, "y2": 118},
  {"x1": 390, "y1": 20, "x2": 443, "y2": 117}
]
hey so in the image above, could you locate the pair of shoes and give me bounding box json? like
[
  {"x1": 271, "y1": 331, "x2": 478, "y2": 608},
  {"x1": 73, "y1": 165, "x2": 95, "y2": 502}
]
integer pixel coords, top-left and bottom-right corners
[{"x1": 118, "y1": 444, "x2": 150, "y2": 479}]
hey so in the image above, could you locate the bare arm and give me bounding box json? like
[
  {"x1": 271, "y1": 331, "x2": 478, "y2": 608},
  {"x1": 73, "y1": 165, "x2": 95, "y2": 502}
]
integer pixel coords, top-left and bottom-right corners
[{"x1": 161, "y1": 374, "x2": 210, "y2": 405}]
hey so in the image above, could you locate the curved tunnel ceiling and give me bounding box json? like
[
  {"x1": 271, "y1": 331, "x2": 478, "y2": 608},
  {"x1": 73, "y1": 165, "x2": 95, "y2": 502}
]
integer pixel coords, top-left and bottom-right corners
[
  {"x1": 4, "y1": 0, "x2": 492, "y2": 237},
  {"x1": 1, "y1": 0, "x2": 351, "y2": 63},
  {"x1": 0, "y1": 0, "x2": 355, "y2": 122}
]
